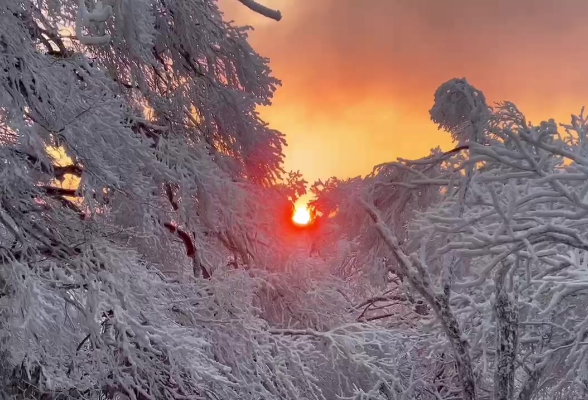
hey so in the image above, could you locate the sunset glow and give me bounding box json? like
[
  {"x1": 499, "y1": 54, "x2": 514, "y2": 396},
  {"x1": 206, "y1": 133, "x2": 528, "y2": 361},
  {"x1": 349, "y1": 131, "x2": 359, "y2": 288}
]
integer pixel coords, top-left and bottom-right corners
[
  {"x1": 292, "y1": 206, "x2": 311, "y2": 226},
  {"x1": 220, "y1": 0, "x2": 587, "y2": 186}
]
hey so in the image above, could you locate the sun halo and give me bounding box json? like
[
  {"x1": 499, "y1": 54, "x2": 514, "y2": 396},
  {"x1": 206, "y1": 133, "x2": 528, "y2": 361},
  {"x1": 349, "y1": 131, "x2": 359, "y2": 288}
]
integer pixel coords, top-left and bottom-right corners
[{"x1": 292, "y1": 206, "x2": 312, "y2": 226}]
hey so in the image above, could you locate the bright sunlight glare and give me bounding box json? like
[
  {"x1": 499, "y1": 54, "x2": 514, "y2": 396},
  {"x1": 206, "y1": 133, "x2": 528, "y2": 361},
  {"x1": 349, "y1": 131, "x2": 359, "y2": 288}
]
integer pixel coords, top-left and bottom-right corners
[{"x1": 292, "y1": 206, "x2": 311, "y2": 226}]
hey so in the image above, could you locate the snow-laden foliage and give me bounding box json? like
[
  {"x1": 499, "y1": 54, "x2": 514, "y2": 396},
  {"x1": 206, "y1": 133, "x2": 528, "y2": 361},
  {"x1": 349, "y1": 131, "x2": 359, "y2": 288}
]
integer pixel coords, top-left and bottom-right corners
[
  {"x1": 0, "y1": 1, "x2": 427, "y2": 399},
  {"x1": 429, "y1": 78, "x2": 491, "y2": 145},
  {"x1": 9, "y1": 0, "x2": 588, "y2": 398},
  {"x1": 1, "y1": 0, "x2": 290, "y2": 281}
]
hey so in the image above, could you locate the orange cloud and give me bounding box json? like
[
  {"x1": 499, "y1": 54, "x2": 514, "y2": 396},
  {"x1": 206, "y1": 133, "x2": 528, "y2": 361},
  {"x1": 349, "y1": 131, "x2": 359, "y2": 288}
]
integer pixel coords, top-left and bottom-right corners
[{"x1": 220, "y1": 0, "x2": 588, "y2": 187}]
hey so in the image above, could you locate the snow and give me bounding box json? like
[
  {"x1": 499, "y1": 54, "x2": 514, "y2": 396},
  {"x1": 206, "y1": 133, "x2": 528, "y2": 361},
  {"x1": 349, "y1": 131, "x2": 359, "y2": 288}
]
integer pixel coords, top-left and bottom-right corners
[{"x1": 3, "y1": 0, "x2": 588, "y2": 399}]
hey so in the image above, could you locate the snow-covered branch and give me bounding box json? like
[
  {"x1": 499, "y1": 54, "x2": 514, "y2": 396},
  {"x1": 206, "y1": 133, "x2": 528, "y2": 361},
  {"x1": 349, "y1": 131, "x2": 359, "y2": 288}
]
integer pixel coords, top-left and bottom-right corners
[
  {"x1": 359, "y1": 198, "x2": 477, "y2": 400},
  {"x1": 75, "y1": 0, "x2": 113, "y2": 45}
]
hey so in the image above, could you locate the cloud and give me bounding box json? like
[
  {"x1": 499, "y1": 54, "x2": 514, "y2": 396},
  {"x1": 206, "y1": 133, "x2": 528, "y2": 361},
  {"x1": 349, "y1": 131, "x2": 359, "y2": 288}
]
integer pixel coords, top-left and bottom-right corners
[{"x1": 221, "y1": 0, "x2": 588, "y2": 183}]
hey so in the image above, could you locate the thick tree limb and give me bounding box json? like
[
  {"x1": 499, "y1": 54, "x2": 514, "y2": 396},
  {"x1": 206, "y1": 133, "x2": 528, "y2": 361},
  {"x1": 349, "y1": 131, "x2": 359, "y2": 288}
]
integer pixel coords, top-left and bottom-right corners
[
  {"x1": 493, "y1": 261, "x2": 518, "y2": 400},
  {"x1": 162, "y1": 184, "x2": 210, "y2": 279},
  {"x1": 163, "y1": 222, "x2": 210, "y2": 279},
  {"x1": 236, "y1": 0, "x2": 282, "y2": 21}
]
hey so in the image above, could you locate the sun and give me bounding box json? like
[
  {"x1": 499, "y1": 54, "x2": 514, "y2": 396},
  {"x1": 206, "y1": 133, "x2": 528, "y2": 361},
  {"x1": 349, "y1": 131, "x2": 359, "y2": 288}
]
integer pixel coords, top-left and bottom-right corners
[{"x1": 292, "y1": 206, "x2": 311, "y2": 226}]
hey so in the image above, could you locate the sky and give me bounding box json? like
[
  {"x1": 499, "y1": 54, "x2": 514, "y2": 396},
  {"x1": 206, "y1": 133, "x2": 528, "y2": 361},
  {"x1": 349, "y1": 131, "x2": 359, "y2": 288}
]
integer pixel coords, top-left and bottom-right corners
[{"x1": 219, "y1": 0, "x2": 588, "y2": 200}]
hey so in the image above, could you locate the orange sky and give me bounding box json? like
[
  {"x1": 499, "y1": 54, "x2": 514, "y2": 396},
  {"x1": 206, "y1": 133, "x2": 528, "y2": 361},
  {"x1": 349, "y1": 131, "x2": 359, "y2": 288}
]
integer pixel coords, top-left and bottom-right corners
[{"x1": 220, "y1": 0, "x2": 588, "y2": 194}]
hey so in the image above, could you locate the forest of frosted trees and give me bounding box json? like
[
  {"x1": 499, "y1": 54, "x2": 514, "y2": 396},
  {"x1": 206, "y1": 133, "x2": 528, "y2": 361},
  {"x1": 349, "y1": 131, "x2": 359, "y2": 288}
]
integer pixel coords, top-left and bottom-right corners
[{"x1": 2, "y1": 1, "x2": 588, "y2": 399}]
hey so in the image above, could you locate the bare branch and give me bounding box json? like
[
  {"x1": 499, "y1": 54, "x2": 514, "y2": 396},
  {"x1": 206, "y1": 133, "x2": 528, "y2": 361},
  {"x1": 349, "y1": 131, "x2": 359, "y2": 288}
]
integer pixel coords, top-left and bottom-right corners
[{"x1": 236, "y1": 0, "x2": 282, "y2": 21}]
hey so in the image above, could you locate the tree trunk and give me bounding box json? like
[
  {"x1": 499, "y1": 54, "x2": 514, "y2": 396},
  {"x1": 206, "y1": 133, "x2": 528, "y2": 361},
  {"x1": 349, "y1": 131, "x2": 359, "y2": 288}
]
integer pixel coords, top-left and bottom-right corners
[{"x1": 493, "y1": 262, "x2": 518, "y2": 400}]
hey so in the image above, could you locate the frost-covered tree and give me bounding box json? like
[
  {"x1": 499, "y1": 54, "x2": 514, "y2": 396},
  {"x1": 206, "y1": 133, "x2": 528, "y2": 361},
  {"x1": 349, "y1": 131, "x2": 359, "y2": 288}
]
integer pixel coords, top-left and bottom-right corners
[{"x1": 316, "y1": 78, "x2": 588, "y2": 400}]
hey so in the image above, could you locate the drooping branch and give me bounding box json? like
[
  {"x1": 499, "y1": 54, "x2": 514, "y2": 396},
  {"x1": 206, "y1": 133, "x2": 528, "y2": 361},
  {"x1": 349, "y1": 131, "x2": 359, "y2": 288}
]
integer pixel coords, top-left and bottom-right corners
[
  {"x1": 29, "y1": 8, "x2": 70, "y2": 57},
  {"x1": 236, "y1": 0, "x2": 282, "y2": 21}
]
